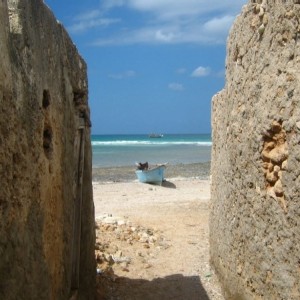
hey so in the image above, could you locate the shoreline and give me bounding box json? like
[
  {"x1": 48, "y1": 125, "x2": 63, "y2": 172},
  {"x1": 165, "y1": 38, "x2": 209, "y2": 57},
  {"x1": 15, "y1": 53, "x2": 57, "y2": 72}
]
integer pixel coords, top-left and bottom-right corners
[{"x1": 92, "y1": 161, "x2": 211, "y2": 183}]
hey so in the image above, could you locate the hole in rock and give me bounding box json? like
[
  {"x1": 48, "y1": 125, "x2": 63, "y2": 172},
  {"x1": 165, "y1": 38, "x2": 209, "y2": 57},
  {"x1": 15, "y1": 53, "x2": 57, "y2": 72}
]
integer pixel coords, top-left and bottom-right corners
[
  {"x1": 43, "y1": 126, "x2": 53, "y2": 159},
  {"x1": 42, "y1": 90, "x2": 51, "y2": 109}
]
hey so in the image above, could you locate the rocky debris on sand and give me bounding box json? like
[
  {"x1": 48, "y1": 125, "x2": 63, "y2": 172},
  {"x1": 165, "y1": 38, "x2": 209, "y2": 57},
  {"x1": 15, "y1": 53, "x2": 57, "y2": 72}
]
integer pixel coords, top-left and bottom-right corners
[{"x1": 95, "y1": 214, "x2": 170, "y2": 277}]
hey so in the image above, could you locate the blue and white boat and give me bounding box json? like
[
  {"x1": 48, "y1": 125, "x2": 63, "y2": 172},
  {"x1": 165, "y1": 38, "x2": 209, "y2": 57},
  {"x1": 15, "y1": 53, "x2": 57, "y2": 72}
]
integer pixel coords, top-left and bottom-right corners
[{"x1": 135, "y1": 163, "x2": 167, "y2": 185}]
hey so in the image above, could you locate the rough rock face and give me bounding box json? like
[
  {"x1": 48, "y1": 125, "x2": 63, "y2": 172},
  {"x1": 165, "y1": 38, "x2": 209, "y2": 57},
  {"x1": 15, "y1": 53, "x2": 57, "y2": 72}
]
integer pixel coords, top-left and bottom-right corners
[
  {"x1": 210, "y1": 0, "x2": 300, "y2": 299},
  {"x1": 0, "y1": 1, "x2": 95, "y2": 299}
]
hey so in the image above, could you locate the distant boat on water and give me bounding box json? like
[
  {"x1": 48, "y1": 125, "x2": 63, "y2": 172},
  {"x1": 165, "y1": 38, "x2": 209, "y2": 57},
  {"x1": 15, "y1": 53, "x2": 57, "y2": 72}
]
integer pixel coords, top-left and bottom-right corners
[{"x1": 149, "y1": 133, "x2": 163, "y2": 138}]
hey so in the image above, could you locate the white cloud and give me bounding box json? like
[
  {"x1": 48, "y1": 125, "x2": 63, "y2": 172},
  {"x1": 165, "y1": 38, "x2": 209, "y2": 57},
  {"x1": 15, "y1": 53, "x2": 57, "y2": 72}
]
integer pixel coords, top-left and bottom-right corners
[
  {"x1": 168, "y1": 83, "x2": 184, "y2": 91},
  {"x1": 155, "y1": 30, "x2": 177, "y2": 43},
  {"x1": 92, "y1": 22, "x2": 226, "y2": 46},
  {"x1": 191, "y1": 66, "x2": 210, "y2": 77},
  {"x1": 102, "y1": 0, "x2": 125, "y2": 10},
  {"x1": 74, "y1": 10, "x2": 101, "y2": 21},
  {"x1": 203, "y1": 15, "x2": 235, "y2": 34},
  {"x1": 108, "y1": 70, "x2": 136, "y2": 79},
  {"x1": 93, "y1": 26, "x2": 178, "y2": 46},
  {"x1": 71, "y1": 0, "x2": 248, "y2": 44},
  {"x1": 128, "y1": 0, "x2": 199, "y2": 19},
  {"x1": 68, "y1": 18, "x2": 120, "y2": 34},
  {"x1": 67, "y1": 8, "x2": 121, "y2": 34},
  {"x1": 128, "y1": 0, "x2": 247, "y2": 20}
]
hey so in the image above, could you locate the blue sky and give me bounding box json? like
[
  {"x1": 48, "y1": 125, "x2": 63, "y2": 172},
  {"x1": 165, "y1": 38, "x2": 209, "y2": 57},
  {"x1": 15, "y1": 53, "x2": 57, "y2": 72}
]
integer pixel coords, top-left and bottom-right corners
[{"x1": 44, "y1": 0, "x2": 247, "y2": 134}]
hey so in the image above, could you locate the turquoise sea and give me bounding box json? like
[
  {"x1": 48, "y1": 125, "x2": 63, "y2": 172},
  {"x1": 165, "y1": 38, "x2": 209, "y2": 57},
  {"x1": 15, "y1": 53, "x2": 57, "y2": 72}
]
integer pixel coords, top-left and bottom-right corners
[{"x1": 92, "y1": 134, "x2": 212, "y2": 168}]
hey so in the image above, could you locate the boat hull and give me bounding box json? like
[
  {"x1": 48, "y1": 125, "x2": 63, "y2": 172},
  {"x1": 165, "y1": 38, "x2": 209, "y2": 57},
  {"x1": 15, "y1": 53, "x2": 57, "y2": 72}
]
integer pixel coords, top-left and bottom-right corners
[{"x1": 135, "y1": 165, "x2": 166, "y2": 185}]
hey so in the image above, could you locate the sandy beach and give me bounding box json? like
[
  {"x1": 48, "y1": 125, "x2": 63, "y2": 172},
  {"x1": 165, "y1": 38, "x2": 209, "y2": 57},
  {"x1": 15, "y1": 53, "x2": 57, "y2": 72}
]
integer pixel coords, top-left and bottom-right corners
[{"x1": 93, "y1": 163, "x2": 223, "y2": 300}]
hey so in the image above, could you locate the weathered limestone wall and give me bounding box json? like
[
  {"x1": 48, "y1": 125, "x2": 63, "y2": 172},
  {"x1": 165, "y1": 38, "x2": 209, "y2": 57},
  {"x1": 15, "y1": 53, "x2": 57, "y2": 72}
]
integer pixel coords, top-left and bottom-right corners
[
  {"x1": 210, "y1": 0, "x2": 300, "y2": 299},
  {"x1": 0, "y1": 1, "x2": 95, "y2": 299}
]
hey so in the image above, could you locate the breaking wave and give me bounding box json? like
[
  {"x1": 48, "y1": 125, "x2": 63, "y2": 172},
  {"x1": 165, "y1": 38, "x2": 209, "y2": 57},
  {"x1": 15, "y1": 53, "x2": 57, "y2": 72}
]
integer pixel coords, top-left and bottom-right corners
[{"x1": 92, "y1": 140, "x2": 212, "y2": 146}]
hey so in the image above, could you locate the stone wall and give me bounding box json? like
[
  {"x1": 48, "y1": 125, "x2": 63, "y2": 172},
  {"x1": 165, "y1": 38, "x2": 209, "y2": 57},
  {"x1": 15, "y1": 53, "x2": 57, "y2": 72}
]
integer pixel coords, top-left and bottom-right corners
[
  {"x1": 210, "y1": 0, "x2": 300, "y2": 299},
  {"x1": 0, "y1": 1, "x2": 95, "y2": 299}
]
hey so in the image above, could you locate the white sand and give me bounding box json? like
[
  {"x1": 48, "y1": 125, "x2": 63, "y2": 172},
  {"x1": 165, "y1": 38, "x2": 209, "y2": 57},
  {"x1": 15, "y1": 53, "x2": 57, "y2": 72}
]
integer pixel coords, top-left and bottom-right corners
[{"x1": 94, "y1": 178, "x2": 224, "y2": 299}]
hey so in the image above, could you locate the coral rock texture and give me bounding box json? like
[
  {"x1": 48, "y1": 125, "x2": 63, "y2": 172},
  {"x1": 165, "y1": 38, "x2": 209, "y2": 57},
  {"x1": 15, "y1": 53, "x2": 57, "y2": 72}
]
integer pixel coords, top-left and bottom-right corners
[
  {"x1": 0, "y1": 1, "x2": 95, "y2": 299},
  {"x1": 210, "y1": 0, "x2": 300, "y2": 299}
]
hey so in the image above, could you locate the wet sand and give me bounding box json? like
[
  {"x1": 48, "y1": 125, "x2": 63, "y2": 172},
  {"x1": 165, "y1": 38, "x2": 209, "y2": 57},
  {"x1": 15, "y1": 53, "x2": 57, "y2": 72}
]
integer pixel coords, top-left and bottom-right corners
[{"x1": 92, "y1": 162, "x2": 211, "y2": 183}]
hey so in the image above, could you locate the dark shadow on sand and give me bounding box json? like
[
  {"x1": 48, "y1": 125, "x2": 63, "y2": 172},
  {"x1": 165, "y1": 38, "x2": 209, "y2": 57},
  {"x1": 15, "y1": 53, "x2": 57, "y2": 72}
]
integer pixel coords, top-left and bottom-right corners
[
  {"x1": 97, "y1": 273, "x2": 209, "y2": 300},
  {"x1": 161, "y1": 180, "x2": 176, "y2": 189}
]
